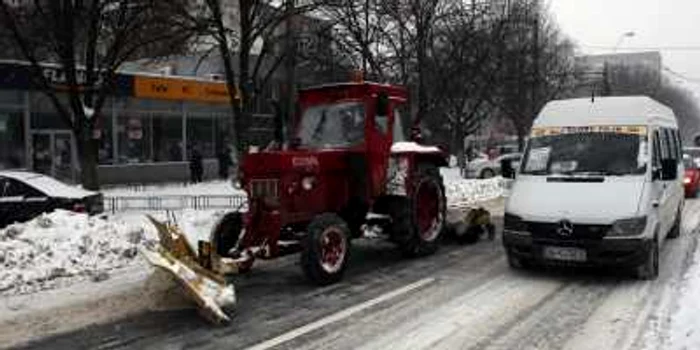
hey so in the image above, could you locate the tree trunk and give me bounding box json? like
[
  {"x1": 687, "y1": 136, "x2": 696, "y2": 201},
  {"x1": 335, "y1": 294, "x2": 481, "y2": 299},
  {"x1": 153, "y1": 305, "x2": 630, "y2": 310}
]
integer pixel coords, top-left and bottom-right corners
[
  {"x1": 77, "y1": 130, "x2": 100, "y2": 190},
  {"x1": 516, "y1": 125, "x2": 526, "y2": 152}
]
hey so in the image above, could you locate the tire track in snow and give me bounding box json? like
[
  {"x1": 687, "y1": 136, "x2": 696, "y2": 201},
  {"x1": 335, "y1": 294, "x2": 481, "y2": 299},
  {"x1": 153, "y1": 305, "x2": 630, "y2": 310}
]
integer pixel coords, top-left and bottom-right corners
[{"x1": 563, "y1": 199, "x2": 700, "y2": 350}]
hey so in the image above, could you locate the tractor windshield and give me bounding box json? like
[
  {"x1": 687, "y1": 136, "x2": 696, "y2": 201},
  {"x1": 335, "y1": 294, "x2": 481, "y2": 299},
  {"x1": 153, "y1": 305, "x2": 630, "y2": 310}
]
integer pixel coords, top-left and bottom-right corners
[{"x1": 296, "y1": 101, "x2": 365, "y2": 148}]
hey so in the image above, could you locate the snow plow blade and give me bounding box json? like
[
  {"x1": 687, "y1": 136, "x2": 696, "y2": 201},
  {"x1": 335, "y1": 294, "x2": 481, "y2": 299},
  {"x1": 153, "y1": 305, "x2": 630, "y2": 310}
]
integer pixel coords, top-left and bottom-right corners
[{"x1": 140, "y1": 215, "x2": 235, "y2": 324}]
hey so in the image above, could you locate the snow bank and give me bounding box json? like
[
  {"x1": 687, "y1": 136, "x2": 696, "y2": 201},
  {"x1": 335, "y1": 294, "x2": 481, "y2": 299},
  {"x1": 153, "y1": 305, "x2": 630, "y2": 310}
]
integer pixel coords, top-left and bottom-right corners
[
  {"x1": 441, "y1": 167, "x2": 506, "y2": 208},
  {"x1": 0, "y1": 211, "x2": 145, "y2": 297},
  {"x1": 391, "y1": 142, "x2": 442, "y2": 154},
  {"x1": 0, "y1": 209, "x2": 225, "y2": 298},
  {"x1": 669, "y1": 239, "x2": 700, "y2": 349}
]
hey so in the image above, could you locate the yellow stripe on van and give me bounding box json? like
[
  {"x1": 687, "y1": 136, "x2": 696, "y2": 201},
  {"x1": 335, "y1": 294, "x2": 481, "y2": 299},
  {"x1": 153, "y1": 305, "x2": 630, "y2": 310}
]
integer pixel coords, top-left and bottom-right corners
[{"x1": 530, "y1": 125, "x2": 648, "y2": 137}]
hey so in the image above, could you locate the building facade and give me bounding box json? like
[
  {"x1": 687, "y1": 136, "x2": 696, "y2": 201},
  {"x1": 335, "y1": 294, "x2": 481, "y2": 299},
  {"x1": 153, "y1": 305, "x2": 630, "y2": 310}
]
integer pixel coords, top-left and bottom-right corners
[{"x1": 0, "y1": 60, "x2": 275, "y2": 184}]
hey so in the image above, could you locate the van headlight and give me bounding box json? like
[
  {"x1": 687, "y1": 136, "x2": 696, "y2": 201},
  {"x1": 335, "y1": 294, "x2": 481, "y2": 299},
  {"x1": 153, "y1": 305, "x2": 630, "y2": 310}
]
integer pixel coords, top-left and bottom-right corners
[{"x1": 608, "y1": 217, "x2": 647, "y2": 237}]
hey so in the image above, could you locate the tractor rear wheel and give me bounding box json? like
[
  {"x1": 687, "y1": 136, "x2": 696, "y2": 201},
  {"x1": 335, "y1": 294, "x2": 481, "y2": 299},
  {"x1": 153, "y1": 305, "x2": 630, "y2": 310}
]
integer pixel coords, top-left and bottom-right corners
[
  {"x1": 211, "y1": 212, "x2": 243, "y2": 257},
  {"x1": 301, "y1": 213, "x2": 351, "y2": 285},
  {"x1": 390, "y1": 164, "x2": 446, "y2": 257}
]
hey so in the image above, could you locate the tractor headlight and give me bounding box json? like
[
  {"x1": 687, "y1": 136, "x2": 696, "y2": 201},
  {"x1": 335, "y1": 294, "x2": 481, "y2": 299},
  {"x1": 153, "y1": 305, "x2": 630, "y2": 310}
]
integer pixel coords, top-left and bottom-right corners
[
  {"x1": 301, "y1": 176, "x2": 316, "y2": 191},
  {"x1": 608, "y1": 217, "x2": 647, "y2": 237}
]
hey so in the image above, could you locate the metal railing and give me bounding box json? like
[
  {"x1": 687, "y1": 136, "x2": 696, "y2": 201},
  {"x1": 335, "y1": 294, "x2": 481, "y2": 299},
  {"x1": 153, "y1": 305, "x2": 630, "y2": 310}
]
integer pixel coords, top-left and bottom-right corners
[
  {"x1": 104, "y1": 195, "x2": 248, "y2": 213},
  {"x1": 103, "y1": 178, "x2": 511, "y2": 213}
]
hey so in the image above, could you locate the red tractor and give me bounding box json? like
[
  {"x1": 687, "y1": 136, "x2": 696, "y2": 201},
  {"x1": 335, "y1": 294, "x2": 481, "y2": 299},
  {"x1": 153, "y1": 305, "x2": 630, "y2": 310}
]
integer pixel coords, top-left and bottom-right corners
[{"x1": 203, "y1": 82, "x2": 448, "y2": 285}]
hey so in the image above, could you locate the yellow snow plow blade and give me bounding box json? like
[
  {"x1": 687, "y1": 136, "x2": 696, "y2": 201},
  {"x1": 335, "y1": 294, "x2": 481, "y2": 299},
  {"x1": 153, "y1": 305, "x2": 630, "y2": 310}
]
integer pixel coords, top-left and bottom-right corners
[{"x1": 140, "y1": 215, "x2": 235, "y2": 324}]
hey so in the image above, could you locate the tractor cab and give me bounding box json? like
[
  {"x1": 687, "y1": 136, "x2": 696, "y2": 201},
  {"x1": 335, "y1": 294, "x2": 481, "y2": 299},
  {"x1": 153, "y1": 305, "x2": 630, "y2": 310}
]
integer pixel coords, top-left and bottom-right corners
[
  {"x1": 214, "y1": 82, "x2": 447, "y2": 286},
  {"x1": 139, "y1": 83, "x2": 462, "y2": 323}
]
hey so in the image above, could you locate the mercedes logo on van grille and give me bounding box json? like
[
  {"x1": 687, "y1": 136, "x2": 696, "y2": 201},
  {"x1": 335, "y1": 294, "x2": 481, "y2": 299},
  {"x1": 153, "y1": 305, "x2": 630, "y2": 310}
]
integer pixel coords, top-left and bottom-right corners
[{"x1": 557, "y1": 220, "x2": 574, "y2": 237}]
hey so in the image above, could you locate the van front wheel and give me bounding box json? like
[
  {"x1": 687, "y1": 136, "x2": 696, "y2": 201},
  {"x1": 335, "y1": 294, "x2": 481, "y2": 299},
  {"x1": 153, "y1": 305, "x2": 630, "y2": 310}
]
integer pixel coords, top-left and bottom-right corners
[{"x1": 636, "y1": 239, "x2": 659, "y2": 280}]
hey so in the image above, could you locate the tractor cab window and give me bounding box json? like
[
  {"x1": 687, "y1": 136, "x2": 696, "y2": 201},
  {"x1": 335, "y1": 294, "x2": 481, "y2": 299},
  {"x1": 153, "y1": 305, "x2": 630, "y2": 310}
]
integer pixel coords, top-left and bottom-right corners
[
  {"x1": 393, "y1": 106, "x2": 407, "y2": 142},
  {"x1": 297, "y1": 101, "x2": 365, "y2": 148}
]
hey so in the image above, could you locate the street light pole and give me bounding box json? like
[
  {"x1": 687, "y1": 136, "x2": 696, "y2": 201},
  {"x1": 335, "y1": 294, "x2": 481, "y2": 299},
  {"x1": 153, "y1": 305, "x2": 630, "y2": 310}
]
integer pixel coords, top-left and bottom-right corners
[{"x1": 613, "y1": 31, "x2": 635, "y2": 53}]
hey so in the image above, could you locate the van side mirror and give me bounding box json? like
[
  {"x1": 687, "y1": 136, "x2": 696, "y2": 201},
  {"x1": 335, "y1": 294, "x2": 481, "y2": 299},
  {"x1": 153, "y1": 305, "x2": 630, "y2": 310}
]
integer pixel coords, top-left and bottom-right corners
[{"x1": 652, "y1": 166, "x2": 662, "y2": 181}]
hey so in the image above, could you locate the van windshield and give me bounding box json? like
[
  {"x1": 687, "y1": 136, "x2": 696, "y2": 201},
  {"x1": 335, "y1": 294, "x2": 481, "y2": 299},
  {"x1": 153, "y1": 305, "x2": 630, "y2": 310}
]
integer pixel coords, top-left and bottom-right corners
[{"x1": 521, "y1": 132, "x2": 648, "y2": 176}]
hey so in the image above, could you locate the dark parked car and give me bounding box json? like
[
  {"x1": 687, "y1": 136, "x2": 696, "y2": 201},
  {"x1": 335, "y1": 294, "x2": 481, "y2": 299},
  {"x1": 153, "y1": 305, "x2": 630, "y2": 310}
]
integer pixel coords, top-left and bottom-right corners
[{"x1": 0, "y1": 171, "x2": 103, "y2": 228}]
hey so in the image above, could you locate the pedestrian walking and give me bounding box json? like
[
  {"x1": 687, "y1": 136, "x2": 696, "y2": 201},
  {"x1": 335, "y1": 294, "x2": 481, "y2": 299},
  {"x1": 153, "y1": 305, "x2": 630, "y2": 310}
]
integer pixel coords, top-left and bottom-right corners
[
  {"x1": 189, "y1": 145, "x2": 204, "y2": 183},
  {"x1": 217, "y1": 146, "x2": 232, "y2": 179}
]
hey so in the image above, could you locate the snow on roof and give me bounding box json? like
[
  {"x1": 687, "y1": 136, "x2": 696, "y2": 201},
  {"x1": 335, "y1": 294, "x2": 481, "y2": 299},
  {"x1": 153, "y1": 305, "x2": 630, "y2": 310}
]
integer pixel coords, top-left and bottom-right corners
[
  {"x1": 534, "y1": 96, "x2": 677, "y2": 128},
  {"x1": 0, "y1": 171, "x2": 96, "y2": 198},
  {"x1": 391, "y1": 142, "x2": 442, "y2": 154}
]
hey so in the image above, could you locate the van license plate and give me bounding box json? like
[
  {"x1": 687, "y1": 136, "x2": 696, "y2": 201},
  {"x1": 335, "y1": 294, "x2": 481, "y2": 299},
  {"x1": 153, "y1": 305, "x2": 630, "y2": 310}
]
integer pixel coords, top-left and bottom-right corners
[{"x1": 543, "y1": 247, "x2": 587, "y2": 262}]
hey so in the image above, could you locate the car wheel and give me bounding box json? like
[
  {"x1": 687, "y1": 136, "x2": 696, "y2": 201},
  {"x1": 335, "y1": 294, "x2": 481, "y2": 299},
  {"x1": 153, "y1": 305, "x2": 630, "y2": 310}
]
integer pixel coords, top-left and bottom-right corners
[
  {"x1": 636, "y1": 238, "x2": 659, "y2": 280},
  {"x1": 507, "y1": 252, "x2": 530, "y2": 270},
  {"x1": 211, "y1": 212, "x2": 244, "y2": 257},
  {"x1": 301, "y1": 213, "x2": 351, "y2": 285},
  {"x1": 480, "y1": 169, "x2": 495, "y2": 179}
]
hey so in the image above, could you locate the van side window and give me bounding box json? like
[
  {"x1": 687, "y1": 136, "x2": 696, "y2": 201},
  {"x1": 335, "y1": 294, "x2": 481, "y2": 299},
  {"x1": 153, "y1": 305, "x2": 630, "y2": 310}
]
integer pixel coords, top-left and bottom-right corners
[
  {"x1": 664, "y1": 128, "x2": 678, "y2": 162},
  {"x1": 653, "y1": 130, "x2": 662, "y2": 168},
  {"x1": 660, "y1": 128, "x2": 673, "y2": 162},
  {"x1": 675, "y1": 130, "x2": 683, "y2": 160}
]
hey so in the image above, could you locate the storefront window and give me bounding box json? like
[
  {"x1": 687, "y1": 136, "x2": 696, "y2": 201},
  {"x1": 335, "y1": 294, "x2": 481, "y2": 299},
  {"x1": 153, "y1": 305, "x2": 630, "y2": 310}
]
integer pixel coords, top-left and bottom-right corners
[
  {"x1": 0, "y1": 90, "x2": 25, "y2": 107},
  {"x1": 187, "y1": 118, "x2": 215, "y2": 158},
  {"x1": 153, "y1": 115, "x2": 183, "y2": 162},
  {"x1": 30, "y1": 92, "x2": 72, "y2": 130},
  {"x1": 117, "y1": 114, "x2": 151, "y2": 163},
  {"x1": 97, "y1": 114, "x2": 113, "y2": 165},
  {"x1": 0, "y1": 110, "x2": 25, "y2": 169},
  {"x1": 214, "y1": 116, "x2": 232, "y2": 154}
]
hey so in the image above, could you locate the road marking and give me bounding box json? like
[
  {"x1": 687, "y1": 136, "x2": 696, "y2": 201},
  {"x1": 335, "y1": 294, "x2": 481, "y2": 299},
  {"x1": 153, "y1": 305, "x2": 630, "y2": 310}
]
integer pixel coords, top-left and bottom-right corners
[{"x1": 245, "y1": 277, "x2": 435, "y2": 350}]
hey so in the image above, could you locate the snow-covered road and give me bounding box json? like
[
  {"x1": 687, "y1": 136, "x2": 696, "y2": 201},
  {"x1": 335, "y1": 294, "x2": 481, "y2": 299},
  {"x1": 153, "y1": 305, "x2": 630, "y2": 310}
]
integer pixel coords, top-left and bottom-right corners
[{"x1": 19, "y1": 199, "x2": 700, "y2": 350}]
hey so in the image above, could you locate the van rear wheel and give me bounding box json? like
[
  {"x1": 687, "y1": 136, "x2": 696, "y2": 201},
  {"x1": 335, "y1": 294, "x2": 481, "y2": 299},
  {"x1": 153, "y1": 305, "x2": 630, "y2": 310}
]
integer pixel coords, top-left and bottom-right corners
[{"x1": 668, "y1": 210, "x2": 681, "y2": 239}]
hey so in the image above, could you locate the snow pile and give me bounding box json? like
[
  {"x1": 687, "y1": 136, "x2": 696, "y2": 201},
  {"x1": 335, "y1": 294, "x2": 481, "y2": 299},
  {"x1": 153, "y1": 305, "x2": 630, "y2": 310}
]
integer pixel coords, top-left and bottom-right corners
[
  {"x1": 391, "y1": 142, "x2": 442, "y2": 154},
  {"x1": 0, "y1": 210, "x2": 147, "y2": 297},
  {"x1": 669, "y1": 240, "x2": 700, "y2": 349},
  {"x1": 440, "y1": 167, "x2": 506, "y2": 208},
  {"x1": 0, "y1": 209, "x2": 227, "y2": 298},
  {"x1": 444, "y1": 177, "x2": 505, "y2": 208}
]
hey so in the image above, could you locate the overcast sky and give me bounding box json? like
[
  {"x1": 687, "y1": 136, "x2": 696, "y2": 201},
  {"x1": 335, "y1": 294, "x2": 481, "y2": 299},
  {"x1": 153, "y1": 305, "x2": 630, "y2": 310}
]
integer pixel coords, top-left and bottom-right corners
[{"x1": 549, "y1": 0, "x2": 700, "y2": 95}]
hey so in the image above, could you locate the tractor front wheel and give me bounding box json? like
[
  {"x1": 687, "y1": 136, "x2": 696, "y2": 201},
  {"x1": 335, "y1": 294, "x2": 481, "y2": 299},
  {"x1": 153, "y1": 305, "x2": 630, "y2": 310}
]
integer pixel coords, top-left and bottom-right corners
[
  {"x1": 301, "y1": 213, "x2": 351, "y2": 285},
  {"x1": 390, "y1": 164, "x2": 446, "y2": 257},
  {"x1": 211, "y1": 212, "x2": 243, "y2": 257}
]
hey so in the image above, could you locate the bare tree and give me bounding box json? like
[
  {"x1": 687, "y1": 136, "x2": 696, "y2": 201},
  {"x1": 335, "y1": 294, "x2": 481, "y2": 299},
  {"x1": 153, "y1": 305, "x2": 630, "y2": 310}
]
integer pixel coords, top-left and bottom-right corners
[
  {"x1": 492, "y1": 0, "x2": 575, "y2": 150},
  {"x1": 600, "y1": 64, "x2": 700, "y2": 142},
  {"x1": 0, "y1": 0, "x2": 199, "y2": 189},
  {"x1": 197, "y1": 0, "x2": 324, "y2": 164}
]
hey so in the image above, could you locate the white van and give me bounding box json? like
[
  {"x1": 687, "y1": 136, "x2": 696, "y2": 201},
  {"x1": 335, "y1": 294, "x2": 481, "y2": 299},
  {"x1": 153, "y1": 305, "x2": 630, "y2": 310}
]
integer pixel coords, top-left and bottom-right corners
[{"x1": 503, "y1": 96, "x2": 684, "y2": 280}]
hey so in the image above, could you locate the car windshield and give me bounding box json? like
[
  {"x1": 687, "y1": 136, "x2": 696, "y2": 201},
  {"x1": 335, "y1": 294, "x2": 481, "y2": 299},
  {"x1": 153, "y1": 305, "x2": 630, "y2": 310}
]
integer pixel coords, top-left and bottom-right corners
[
  {"x1": 521, "y1": 132, "x2": 648, "y2": 176},
  {"x1": 296, "y1": 101, "x2": 365, "y2": 149}
]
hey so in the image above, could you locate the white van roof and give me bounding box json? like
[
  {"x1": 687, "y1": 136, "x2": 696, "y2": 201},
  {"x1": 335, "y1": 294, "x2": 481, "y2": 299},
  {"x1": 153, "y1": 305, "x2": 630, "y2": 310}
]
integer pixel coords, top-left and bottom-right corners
[{"x1": 533, "y1": 96, "x2": 677, "y2": 128}]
